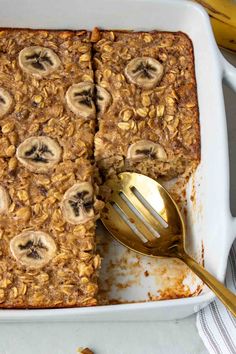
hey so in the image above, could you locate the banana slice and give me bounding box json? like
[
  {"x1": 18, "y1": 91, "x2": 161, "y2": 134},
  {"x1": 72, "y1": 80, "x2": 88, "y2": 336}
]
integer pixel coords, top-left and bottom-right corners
[
  {"x1": 66, "y1": 82, "x2": 111, "y2": 118},
  {"x1": 61, "y1": 182, "x2": 94, "y2": 225},
  {"x1": 16, "y1": 136, "x2": 62, "y2": 173},
  {"x1": 0, "y1": 185, "x2": 10, "y2": 214},
  {"x1": 127, "y1": 140, "x2": 167, "y2": 162},
  {"x1": 10, "y1": 231, "x2": 57, "y2": 269},
  {"x1": 0, "y1": 88, "x2": 13, "y2": 118},
  {"x1": 125, "y1": 57, "x2": 164, "y2": 89},
  {"x1": 96, "y1": 86, "x2": 111, "y2": 115},
  {"x1": 19, "y1": 46, "x2": 61, "y2": 77},
  {"x1": 66, "y1": 82, "x2": 96, "y2": 119}
]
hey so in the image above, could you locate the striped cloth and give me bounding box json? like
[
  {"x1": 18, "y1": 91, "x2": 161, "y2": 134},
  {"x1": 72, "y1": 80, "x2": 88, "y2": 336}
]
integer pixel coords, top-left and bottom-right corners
[{"x1": 196, "y1": 241, "x2": 236, "y2": 354}]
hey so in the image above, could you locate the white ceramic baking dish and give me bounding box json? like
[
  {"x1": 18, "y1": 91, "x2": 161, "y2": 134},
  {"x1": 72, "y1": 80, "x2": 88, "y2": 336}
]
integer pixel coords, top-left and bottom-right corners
[{"x1": 0, "y1": 0, "x2": 235, "y2": 321}]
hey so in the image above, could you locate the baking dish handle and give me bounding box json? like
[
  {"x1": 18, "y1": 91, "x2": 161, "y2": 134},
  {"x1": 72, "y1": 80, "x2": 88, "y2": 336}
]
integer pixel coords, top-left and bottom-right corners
[
  {"x1": 220, "y1": 52, "x2": 236, "y2": 92},
  {"x1": 219, "y1": 52, "x2": 236, "y2": 242}
]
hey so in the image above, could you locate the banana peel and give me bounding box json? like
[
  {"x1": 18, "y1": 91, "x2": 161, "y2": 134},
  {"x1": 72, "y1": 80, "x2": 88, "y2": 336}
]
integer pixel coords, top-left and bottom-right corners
[{"x1": 194, "y1": 0, "x2": 236, "y2": 52}]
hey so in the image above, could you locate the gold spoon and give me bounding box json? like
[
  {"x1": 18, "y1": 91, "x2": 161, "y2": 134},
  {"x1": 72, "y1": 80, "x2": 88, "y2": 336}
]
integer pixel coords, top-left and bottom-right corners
[{"x1": 101, "y1": 172, "x2": 236, "y2": 316}]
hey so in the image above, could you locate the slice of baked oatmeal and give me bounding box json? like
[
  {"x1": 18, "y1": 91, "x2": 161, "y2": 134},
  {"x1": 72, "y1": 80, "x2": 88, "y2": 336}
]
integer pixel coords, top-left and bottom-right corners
[
  {"x1": 0, "y1": 29, "x2": 101, "y2": 308},
  {"x1": 93, "y1": 29, "x2": 200, "y2": 181}
]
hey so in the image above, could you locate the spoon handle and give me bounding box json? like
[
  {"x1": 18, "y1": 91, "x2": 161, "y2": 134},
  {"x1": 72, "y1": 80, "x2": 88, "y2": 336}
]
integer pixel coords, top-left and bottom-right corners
[{"x1": 181, "y1": 253, "x2": 236, "y2": 317}]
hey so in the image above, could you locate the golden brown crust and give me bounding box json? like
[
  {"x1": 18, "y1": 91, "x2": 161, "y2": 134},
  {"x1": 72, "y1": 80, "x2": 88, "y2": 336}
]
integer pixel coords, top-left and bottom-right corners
[
  {"x1": 0, "y1": 28, "x2": 101, "y2": 309},
  {"x1": 93, "y1": 30, "x2": 200, "y2": 180}
]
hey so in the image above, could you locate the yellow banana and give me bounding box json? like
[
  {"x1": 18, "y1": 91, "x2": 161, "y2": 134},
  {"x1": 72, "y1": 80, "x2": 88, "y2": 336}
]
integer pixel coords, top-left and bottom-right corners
[
  {"x1": 210, "y1": 16, "x2": 236, "y2": 52},
  {"x1": 194, "y1": 0, "x2": 236, "y2": 52}
]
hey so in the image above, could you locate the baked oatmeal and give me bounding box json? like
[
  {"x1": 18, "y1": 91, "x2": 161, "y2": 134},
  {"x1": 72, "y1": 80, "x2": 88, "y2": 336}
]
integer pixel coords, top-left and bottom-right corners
[
  {"x1": 0, "y1": 27, "x2": 201, "y2": 308},
  {"x1": 93, "y1": 30, "x2": 200, "y2": 180},
  {"x1": 0, "y1": 29, "x2": 102, "y2": 308}
]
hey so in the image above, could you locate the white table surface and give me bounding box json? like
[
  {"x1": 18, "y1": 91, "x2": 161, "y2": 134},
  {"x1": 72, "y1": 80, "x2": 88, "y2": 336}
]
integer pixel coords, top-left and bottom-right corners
[{"x1": 0, "y1": 48, "x2": 235, "y2": 354}]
